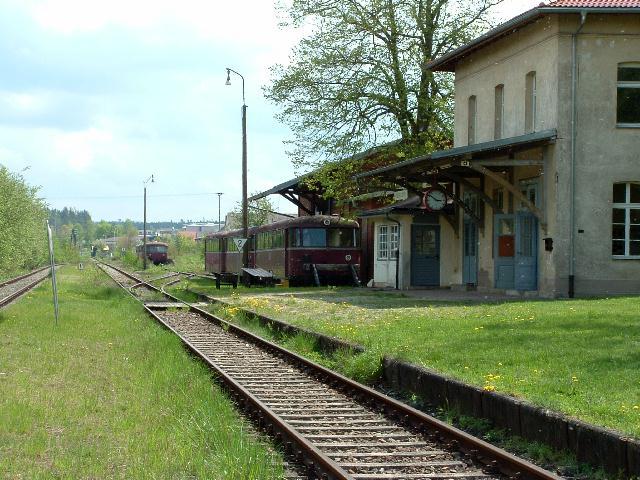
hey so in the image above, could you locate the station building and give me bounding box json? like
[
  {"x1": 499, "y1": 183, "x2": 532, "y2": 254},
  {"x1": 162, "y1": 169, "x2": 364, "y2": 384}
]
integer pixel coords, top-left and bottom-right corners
[{"x1": 358, "y1": 0, "x2": 640, "y2": 297}]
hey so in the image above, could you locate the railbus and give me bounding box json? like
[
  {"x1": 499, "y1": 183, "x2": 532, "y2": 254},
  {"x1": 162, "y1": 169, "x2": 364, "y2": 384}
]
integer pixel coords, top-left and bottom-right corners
[{"x1": 204, "y1": 216, "x2": 361, "y2": 286}]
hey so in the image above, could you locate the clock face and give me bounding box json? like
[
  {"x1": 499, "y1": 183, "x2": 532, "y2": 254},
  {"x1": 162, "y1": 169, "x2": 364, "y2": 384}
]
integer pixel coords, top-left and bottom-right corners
[{"x1": 426, "y1": 188, "x2": 447, "y2": 211}]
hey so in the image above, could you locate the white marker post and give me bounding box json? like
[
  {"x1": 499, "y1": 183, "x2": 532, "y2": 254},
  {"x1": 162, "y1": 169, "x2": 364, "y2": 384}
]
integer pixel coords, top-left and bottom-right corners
[{"x1": 46, "y1": 220, "x2": 59, "y2": 325}]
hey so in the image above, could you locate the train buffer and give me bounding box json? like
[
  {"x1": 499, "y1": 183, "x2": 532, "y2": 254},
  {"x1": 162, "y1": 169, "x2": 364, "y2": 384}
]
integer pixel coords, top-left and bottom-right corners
[{"x1": 241, "y1": 268, "x2": 276, "y2": 288}]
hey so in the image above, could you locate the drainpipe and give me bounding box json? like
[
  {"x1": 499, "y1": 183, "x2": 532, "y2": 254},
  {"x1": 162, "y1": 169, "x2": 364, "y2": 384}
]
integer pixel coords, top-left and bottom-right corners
[
  {"x1": 386, "y1": 212, "x2": 401, "y2": 290},
  {"x1": 569, "y1": 11, "x2": 587, "y2": 298}
]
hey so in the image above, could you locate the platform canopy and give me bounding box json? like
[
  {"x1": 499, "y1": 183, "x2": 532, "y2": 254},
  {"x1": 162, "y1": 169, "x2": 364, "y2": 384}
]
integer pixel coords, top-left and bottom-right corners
[{"x1": 355, "y1": 130, "x2": 557, "y2": 232}]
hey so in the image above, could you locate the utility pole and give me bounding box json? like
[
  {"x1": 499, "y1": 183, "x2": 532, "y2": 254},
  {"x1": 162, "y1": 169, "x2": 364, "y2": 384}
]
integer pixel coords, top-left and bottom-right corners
[
  {"x1": 143, "y1": 175, "x2": 154, "y2": 269},
  {"x1": 226, "y1": 67, "x2": 248, "y2": 268},
  {"x1": 216, "y1": 192, "x2": 223, "y2": 231}
]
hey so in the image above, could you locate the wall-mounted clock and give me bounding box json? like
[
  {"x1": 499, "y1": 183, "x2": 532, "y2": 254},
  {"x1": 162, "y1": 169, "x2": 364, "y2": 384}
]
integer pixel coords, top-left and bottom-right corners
[{"x1": 423, "y1": 188, "x2": 447, "y2": 211}]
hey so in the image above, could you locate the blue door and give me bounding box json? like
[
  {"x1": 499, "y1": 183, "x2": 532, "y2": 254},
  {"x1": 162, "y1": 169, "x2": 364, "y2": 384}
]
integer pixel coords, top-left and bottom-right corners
[
  {"x1": 493, "y1": 213, "x2": 538, "y2": 290},
  {"x1": 494, "y1": 214, "x2": 515, "y2": 289},
  {"x1": 514, "y1": 213, "x2": 538, "y2": 291},
  {"x1": 463, "y1": 221, "x2": 478, "y2": 285},
  {"x1": 411, "y1": 225, "x2": 440, "y2": 286},
  {"x1": 462, "y1": 192, "x2": 479, "y2": 286}
]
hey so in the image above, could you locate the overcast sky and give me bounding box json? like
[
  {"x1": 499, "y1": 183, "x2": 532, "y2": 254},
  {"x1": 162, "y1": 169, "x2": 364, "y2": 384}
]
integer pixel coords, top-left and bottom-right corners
[{"x1": 1, "y1": 0, "x2": 541, "y2": 223}]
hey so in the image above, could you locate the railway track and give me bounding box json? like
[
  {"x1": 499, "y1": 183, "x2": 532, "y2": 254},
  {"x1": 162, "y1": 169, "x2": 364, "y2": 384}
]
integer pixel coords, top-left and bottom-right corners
[
  {"x1": 98, "y1": 262, "x2": 563, "y2": 480},
  {"x1": 0, "y1": 266, "x2": 52, "y2": 309}
]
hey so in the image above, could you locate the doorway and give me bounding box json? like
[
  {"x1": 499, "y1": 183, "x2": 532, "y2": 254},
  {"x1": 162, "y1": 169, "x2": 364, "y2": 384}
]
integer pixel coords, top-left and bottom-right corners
[
  {"x1": 411, "y1": 224, "x2": 440, "y2": 286},
  {"x1": 493, "y1": 213, "x2": 538, "y2": 290}
]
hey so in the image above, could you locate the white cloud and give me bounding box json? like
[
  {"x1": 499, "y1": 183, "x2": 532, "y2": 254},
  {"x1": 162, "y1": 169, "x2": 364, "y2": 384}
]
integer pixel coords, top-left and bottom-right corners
[{"x1": 52, "y1": 128, "x2": 113, "y2": 172}]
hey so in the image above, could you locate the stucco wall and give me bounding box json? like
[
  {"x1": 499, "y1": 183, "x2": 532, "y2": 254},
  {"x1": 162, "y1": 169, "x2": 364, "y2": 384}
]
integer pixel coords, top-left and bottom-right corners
[
  {"x1": 454, "y1": 16, "x2": 561, "y2": 146},
  {"x1": 570, "y1": 16, "x2": 640, "y2": 294}
]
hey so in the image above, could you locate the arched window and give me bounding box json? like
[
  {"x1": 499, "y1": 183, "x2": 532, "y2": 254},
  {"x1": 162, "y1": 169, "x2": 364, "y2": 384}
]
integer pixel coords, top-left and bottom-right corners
[
  {"x1": 494, "y1": 84, "x2": 504, "y2": 140},
  {"x1": 525, "y1": 71, "x2": 536, "y2": 133},
  {"x1": 468, "y1": 95, "x2": 477, "y2": 145}
]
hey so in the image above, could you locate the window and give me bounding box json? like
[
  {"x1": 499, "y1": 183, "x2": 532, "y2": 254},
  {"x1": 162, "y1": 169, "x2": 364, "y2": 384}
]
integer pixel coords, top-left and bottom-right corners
[
  {"x1": 494, "y1": 84, "x2": 504, "y2": 140},
  {"x1": 525, "y1": 71, "x2": 536, "y2": 133},
  {"x1": 377, "y1": 224, "x2": 399, "y2": 260},
  {"x1": 519, "y1": 180, "x2": 539, "y2": 210},
  {"x1": 617, "y1": 63, "x2": 640, "y2": 126},
  {"x1": 612, "y1": 182, "x2": 640, "y2": 258},
  {"x1": 378, "y1": 225, "x2": 389, "y2": 260},
  {"x1": 468, "y1": 95, "x2": 477, "y2": 145},
  {"x1": 289, "y1": 228, "x2": 301, "y2": 247},
  {"x1": 328, "y1": 228, "x2": 357, "y2": 248},
  {"x1": 389, "y1": 225, "x2": 399, "y2": 259},
  {"x1": 301, "y1": 228, "x2": 326, "y2": 247},
  {"x1": 205, "y1": 238, "x2": 220, "y2": 252}
]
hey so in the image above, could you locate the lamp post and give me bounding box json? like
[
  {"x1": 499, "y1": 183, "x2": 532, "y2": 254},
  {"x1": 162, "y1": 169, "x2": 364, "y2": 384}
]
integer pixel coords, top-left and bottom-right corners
[
  {"x1": 143, "y1": 174, "x2": 154, "y2": 269},
  {"x1": 216, "y1": 192, "x2": 223, "y2": 231},
  {"x1": 225, "y1": 67, "x2": 248, "y2": 268}
]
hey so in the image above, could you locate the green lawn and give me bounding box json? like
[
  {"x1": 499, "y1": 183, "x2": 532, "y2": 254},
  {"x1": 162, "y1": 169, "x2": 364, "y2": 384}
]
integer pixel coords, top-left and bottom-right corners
[
  {"x1": 0, "y1": 266, "x2": 284, "y2": 479},
  {"x1": 208, "y1": 288, "x2": 640, "y2": 439}
]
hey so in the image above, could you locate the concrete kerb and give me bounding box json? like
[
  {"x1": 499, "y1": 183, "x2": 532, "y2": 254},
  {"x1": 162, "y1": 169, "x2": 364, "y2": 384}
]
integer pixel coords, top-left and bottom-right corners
[{"x1": 188, "y1": 288, "x2": 637, "y2": 477}]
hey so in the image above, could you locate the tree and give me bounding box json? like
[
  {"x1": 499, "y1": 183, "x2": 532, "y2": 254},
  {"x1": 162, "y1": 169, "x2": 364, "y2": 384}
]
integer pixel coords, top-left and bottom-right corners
[
  {"x1": 266, "y1": 0, "x2": 500, "y2": 185},
  {"x1": 0, "y1": 166, "x2": 48, "y2": 274},
  {"x1": 228, "y1": 195, "x2": 278, "y2": 230},
  {"x1": 94, "y1": 221, "x2": 115, "y2": 241}
]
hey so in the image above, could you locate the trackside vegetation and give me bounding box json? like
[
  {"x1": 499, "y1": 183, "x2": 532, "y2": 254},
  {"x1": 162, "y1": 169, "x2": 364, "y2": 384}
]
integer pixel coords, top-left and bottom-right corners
[
  {"x1": 0, "y1": 166, "x2": 48, "y2": 278},
  {"x1": 0, "y1": 266, "x2": 284, "y2": 479},
  {"x1": 192, "y1": 287, "x2": 640, "y2": 440}
]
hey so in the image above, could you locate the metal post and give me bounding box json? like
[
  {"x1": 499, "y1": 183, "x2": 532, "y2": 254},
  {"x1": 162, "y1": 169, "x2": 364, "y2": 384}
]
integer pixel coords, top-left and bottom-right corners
[
  {"x1": 143, "y1": 186, "x2": 147, "y2": 270},
  {"x1": 226, "y1": 68, "x2": 248, "y2": 269},
  {"x1": 241, "y1": 103, "x2": 248, "y2": 268},
  {"x1": 216, "y1": 192, "x2": 223, "y2": 231},
  {"x1": 46, "y1": 221, "x2": 59, "y2": 325},
  {"x1": 142, "y1": 174, "x2": 154, "y2": 270}
]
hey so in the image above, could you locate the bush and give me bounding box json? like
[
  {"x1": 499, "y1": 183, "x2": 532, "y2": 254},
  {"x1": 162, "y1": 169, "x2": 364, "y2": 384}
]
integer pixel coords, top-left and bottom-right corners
[{"x1": 0, "y1": 167, "x2": 49, "y2": 276}]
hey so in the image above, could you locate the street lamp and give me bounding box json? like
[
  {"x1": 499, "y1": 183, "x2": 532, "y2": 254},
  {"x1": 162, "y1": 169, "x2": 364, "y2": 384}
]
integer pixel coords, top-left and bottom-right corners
[
  {"x1": 216, "y1": 192, "x2": 223, "y2": 231},
  {"x1": 143, "y1": 174, "x2": 154, "y2": 269},
  {"x1": 225, "y1": 67, "x2": 248, "y2": 268}
]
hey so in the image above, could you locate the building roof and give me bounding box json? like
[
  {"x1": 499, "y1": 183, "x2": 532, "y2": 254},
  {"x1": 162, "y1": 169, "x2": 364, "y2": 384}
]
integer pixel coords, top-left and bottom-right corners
[
  {"x1": 427, "y1": 0, "x2": 640, "y2": 72},
  {"x1": 547, "y1": 0, "x2": 640, "y2": 6},
  {"x1": 355, "y1": 130, "x2": 557, "y2": 181}
]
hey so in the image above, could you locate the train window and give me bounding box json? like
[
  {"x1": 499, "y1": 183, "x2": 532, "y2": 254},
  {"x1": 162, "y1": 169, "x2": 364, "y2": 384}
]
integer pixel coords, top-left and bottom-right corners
[
  {"x1": 207, "y1": 239, "x2": 219, "y2": 253},
  {"x1": 302, "y1": 228, "x2": 326, "y2": 247},
  {"x1": 289, "y1": 228, "x2": 302, "y2": 247},
  {"x1": 274, "y1": 230, "x2": 284, "y2": 248},
  {"x1": 328, "y1": 228, "x2": 356, "y2": 248}
]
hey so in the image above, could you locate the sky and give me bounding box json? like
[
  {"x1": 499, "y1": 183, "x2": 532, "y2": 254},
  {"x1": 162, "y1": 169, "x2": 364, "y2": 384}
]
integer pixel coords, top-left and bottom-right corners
[{"x1": 0, "y1": 0, "x2": 541, "y2": 223}]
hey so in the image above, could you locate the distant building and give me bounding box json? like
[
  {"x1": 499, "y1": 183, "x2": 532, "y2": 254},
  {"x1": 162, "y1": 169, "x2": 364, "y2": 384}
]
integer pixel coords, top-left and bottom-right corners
[
  {"x1": 183, "y1": 222, "x2": 223, "y2": 239},
  {"x1": 222, "y1": 212, "x2": 297, "y2": 231}
]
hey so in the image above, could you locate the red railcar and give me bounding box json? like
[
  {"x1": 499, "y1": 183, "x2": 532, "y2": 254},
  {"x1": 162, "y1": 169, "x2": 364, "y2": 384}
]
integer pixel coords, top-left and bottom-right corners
[
  {"x1": 204, "y1": 216, "x2": 361, "y2": 285},
  {"x1": 136, "y1": 242, "x2": 170, "y2": 265}
]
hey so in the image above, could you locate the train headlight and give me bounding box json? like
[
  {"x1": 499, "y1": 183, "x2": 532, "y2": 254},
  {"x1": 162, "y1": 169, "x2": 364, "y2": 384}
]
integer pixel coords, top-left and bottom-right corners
[{"x1": 345, "y1": 254, "x2": 352, "y2": 262}]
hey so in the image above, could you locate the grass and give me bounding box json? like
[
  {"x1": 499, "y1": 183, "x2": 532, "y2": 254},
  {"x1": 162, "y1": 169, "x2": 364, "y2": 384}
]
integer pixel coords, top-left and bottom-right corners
[
  {"x1": 186, "y1": 286, "x2": 640, "y2": 440},
  {"x1": 0, "y1": 265, "x2": 284, "y2": 479},
  {"x1": 200, "y1": 297, "x2": 608, "y2": 479}
]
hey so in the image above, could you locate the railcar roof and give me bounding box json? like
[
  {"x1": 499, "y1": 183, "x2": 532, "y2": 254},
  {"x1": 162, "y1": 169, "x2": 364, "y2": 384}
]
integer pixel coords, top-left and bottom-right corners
[{"x1": 205, "y1": 215, "x2": 359, "y2": 239}]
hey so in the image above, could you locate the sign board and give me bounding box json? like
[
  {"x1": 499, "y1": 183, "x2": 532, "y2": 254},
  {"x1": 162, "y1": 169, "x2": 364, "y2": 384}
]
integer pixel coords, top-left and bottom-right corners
[{"x1": 233, "y1": 238, "x2": 248, "y2": 252}]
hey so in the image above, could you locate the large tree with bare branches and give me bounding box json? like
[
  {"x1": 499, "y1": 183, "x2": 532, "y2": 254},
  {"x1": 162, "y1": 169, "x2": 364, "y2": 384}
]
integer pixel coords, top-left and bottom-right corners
[{"x1": 266, "y1": 0, "x2": 501, "y2": 184}]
